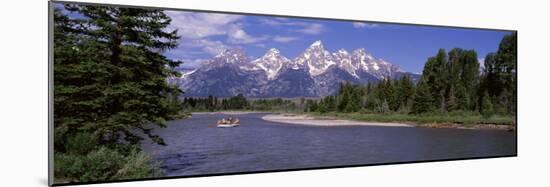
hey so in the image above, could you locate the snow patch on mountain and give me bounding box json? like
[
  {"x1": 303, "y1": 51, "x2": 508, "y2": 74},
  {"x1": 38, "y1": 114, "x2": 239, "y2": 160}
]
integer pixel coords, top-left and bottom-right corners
[{"x1": 180, "y1": 69, "x2": 197, "y2": 79}]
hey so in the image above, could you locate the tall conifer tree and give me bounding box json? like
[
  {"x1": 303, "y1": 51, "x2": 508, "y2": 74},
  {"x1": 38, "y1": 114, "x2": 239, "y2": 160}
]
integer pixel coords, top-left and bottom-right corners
[{"x1": 55, "y1": 4, "x2": 183, "y2": 151}]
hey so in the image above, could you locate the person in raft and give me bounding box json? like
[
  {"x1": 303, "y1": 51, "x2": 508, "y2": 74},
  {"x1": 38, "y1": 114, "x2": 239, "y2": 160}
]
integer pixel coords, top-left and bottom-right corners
[
  {"x1": 219, "y1": 116, "x2": 240, "y2": 124},
  {"x1": 220, "y1": 117, "x2": 231, "y2": 124}
]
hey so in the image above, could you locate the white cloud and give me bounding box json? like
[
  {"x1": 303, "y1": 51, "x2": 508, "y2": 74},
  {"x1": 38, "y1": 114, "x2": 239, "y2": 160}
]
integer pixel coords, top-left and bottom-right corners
[
  {"x1": 296, "y1": 23, "x2": 324, "y2": 34},
  {"x1": 260, "y1": 18, "x2": 325, "y2": 35},
  {"x1": 165, "y1": 10, "x2": 269, "y2": 59},
  {"x1": 352, "y1": 22, "x2": 379, "y2": 29},
  {"x1": 190, "y1": 39, "x2": 229, "y2": 55},
  {"x1": 166, "y1": 11, "x2": 244, "y2": 39},
  {"x1": 227, "y1": 29, "x2": 269, "y2": 44},
  {"x1": 166, "y1": 38, "x2": 229, "y2": 58},
  {"x1": 260, "y1": 18, "x2": 285, "y2": 26},
  {"x1": 179, "y1": 58, "x2": 208, "y2": 69},
  {"x1": 273, "y1": 36, "x2": 299, "y2": 43}
]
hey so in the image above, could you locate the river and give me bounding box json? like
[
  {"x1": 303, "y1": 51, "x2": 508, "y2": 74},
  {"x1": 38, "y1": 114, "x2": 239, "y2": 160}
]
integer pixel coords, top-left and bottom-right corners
[{"x1": 141, "y1": 113, "x2": 516, "y2": 177}]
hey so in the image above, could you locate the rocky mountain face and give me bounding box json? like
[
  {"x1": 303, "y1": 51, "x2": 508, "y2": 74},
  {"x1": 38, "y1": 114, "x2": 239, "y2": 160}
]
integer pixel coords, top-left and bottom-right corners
[{"x1": 171, "y1": 40, "x2": 420, "y2": 97}]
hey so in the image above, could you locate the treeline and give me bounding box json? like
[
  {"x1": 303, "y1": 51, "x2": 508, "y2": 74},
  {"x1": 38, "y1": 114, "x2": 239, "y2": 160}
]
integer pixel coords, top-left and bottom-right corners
[
  {"x1": 182, "y1": 94, "x2": 299, "y2": 112},
  {"x1": 305, "y1": 77, "x2": 415, "y2": 114},
  {"x1": 53, "y1": 4, "x2": 184, "y2": 182},
  {"x1": 306, "y1": 33, "x2": 517, "y2": 117}
]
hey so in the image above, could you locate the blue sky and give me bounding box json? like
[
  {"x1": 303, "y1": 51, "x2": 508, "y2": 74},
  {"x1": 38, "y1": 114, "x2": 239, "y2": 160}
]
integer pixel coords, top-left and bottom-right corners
[
  {"x1": 55, "y1": 2, "x2": 512, "y2": 73},
  {"x1": 164, "y1": 10, "x2": 512, "y2": 73}
]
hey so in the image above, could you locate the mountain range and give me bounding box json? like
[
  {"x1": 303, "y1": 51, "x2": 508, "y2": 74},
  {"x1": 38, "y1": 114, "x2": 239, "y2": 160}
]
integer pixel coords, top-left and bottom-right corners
[{"x1": 170, "y1": 40, "x2": 420, "y2": 98}]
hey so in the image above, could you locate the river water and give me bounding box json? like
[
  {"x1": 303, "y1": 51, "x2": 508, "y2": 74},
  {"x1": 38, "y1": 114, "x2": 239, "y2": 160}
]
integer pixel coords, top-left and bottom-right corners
[{"x1": 141, "y1": 113, "x2": 516, "y2": 177}]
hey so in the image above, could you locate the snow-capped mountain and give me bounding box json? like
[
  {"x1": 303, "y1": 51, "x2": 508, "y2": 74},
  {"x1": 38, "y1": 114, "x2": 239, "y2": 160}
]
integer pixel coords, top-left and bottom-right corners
[
  {"x1": 176, "y1": 48, "x2": 269, "y2": 97},
  {"x1": 293, "y1": 40, "x2": 337, "y2": 76},
  {"x1": 251, "y1": 48, "x2": 290, "y2": 80},
  {"x1": 200, "y1": 48, "x2": 250, "y2": 70},
  {"x1": 350, "y1": 48, "x2": 402, "y2": 79},
  {"x1": 172, "y1": 40, "x2": 419, "y2": 97}
]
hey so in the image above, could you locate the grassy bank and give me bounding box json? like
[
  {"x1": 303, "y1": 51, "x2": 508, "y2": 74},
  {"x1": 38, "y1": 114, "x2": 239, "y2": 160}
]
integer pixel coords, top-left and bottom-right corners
[{"x1": 307, "y1": 111, "x2": 515, "y2": 127}]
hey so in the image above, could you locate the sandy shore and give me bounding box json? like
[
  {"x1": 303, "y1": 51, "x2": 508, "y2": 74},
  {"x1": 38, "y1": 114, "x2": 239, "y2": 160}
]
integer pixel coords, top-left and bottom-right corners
[
  {"x1": 262, "y1": 114, "x2": 414, "y2": 127},
  {"x1": 192, "y1": 111, "x2": 265, "y2": 115}
]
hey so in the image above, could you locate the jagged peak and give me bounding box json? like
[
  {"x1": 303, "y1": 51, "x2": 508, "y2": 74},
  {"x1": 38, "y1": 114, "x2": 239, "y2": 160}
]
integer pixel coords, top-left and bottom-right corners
[
  {"x1": 215, "y1": 48, "x2": 246, "y2": 57},
  {"x1": 266, "y1": 48, "x2": 281, "y2": 55},
  {"x1": 352, "y1": 48, "x2": 367, "y2": 54},
  {"x1": 256, "y1": 48, "x2": 289, "y2": 62},
  {"x1": 209, "y1": 48, "x2": 250, "y2": 66},
  {"x1": 309, "y1": 40, "x2": 324, "y2": 48},
  {"x1": 337, "y1": 49, "x2": 349, "y2": 55},
  {"x1": 352, "y1": 48, "x2": 376, "y2": 61}
]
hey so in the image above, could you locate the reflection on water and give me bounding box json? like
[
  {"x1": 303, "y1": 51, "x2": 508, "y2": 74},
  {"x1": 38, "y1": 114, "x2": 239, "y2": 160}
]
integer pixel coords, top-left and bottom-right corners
[{"x1": 141, "y1": 113, "x2": 516, "y2": 176}]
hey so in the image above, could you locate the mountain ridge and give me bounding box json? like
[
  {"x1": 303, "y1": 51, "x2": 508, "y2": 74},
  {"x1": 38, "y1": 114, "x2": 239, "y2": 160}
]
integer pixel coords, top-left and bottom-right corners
[{"x1": 172, "y1": 40, "x2": 420, "y2": 97}]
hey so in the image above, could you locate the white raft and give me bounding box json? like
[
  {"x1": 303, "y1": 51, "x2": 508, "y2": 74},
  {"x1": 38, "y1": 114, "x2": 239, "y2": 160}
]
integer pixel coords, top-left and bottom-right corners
[{"x1": 216, "y1": 119, "x2": 240, "y2": 128}]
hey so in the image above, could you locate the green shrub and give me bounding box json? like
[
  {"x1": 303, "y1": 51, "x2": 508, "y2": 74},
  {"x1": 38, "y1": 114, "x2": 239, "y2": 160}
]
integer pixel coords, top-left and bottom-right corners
[
  {"x1": 114, "y1": 149, "x2": 163, "y2": 180},
  {"x1": 54, "y1": 147, "x2": 162, "y2": 183},
  {"x1": 64, "y1": 132, "x2": 98, "y2": 155},
  {"x1": 80, "y1": 147, "x2": 126, "y2": 181}
]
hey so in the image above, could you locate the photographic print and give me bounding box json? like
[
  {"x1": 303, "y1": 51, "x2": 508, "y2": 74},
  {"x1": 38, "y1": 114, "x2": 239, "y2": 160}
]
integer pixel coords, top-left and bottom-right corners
[{"x1": 50, "y1": 1, "x2": 517, "y2": 185}]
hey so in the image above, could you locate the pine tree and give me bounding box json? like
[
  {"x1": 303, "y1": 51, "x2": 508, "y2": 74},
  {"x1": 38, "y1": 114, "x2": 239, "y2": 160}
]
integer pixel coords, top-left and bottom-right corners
[
  {"x1": 418, "y1": 48, "x2": 481, "y2": 112},
  {"x1": 447, "y1": 48, "x2": 463, "y2": 86},
  {"x1": 481, "y1": 53, "x2": 501, "y2": 96},
  {"x1": 411, "y1": 82, "x2": 434, "y2": 114},
  {"x1": 481, "y1": 91, "x2": 494, "y2": 117},
  {"x1": 305, "y1": 100, "x2": 319, "y2": 112},
  {"x1": 479, "y1": 33, "x2": 517, "y2": 114},
  {"x1": 378, "y1": 99, "x2": 390, "y2": 114},
  {"x1": 317, "y1": 99, "x2": 328, "y2": 113},
  {"x1": 396, "y1": 76, "x2": 415, "y2": 111},
  {"x1": 347, "y1": 87, "x2": 361, "y2": 112},
  {"x1": 338, "y1": 83, "x2": 351, "y2": 112},
  {"x1": 383, "y1": 79, "x2": 398, "y2": 111},
  {"x1": 461, "y1": 50, "x2": 480, "y2": 110},
  {"x1": 455, "y1": 83, "x2": 470, "y2": 110},
  {"x1": 322, "y1": 95, "x2": 336, "y2": 112},
  {"x1": 54, "y1": 4, "x2": 182, "y2": 151},
  {"x1": 446, "y1": 85, "x2": 458, "y2": 111},
  {"x1": 496, "y1": 33, "x2": 517, "y2": 114},
  {"x1": 421, "y1": 49, "x2": 448, "y2": 109}
]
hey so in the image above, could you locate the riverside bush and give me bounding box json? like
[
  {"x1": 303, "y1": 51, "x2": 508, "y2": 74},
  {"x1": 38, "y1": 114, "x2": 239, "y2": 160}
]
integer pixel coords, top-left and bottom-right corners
[
  {"x1": 64, "y1": 132, "x2": 98, "y2": 155},
  {"x1": 54, "y1": 147, "x2": 162, "y2": 183}
]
